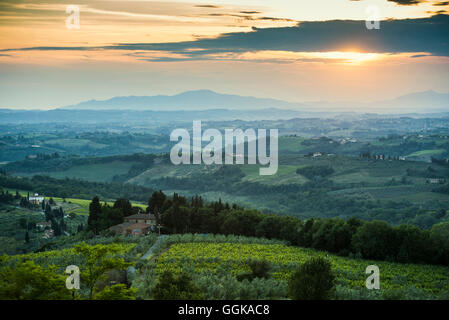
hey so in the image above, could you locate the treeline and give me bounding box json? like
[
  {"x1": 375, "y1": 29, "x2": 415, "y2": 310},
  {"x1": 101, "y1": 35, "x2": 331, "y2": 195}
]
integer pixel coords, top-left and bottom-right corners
[
  {"x1": 146, "y1": 168, "x2": 445, "y2": 229},
  {"x1": 88, "y1": 191, "x2": 449, "y2": 266},
  {"x1": 433, "y1": 183, "x2": 449, "y2": 195},
  {"x1": 87, "y1": 197, "x2": 140, "y2": 234},
  {"x1": 0, "y1": 188, "x2": 20, "y2": 204},
  {"x1": 407, "y1": 166, "x2": 449, "y2": 179},
  {"x1": 0, "y1": 173, "x2": 154, "y2": 202},
  {"x1": 2, "y1": 153, "x2": 157, "y2": 175},
  {"x1": 431, "y1": 157, "x2": 449, "y2": 167},
  {"x1": 296, "y1": 165, "x2": 334, "y2": 179}
]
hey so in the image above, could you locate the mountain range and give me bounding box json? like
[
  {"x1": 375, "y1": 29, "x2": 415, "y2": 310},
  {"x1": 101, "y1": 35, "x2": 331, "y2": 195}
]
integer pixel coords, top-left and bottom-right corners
[{"x1": 62, "y1": 89, "x2": 449, "y2": 113}]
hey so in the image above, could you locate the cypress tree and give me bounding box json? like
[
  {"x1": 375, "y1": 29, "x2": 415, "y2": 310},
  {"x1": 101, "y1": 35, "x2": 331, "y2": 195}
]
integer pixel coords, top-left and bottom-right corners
[{"x1": 88, "y1": 196, "x2": 102, "y2": 234}]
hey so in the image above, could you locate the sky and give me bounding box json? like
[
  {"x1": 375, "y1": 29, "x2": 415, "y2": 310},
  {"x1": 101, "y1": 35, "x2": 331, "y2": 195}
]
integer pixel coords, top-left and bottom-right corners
[{"x1": 0, "y1": 0, "x2": 448, "y2": 109}]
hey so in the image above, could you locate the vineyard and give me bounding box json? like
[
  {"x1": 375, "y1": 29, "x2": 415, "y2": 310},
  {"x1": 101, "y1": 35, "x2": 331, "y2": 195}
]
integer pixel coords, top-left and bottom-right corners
[
  {"x1": 1, "y1": 242, "x2": 136, "y2": 271},
  {"x1": 153, "y1": 241, "x2": 449, "y2": 297}
]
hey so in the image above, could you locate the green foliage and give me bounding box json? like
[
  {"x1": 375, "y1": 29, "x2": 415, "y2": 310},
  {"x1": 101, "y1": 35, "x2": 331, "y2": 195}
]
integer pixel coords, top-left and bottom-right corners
[
  {"x1": 351, "y1": 221, "x2": 398, "y2": 260},
  {"x1": 73, "y1": 242, "x2": 133, "y2": 299},
  {"x1": 288, "y1": 257, "x2": 335, "y2": 300},
  {"x1": 296, "y1": 165, "x2": 335, "y2": 179},
  {"x1": 193, "y1": 271, "x2": 287, "y2": 300},
  {"x1": 0, "y1": 173, "x2": 154, "y2": 202},
  {"x1": 237, "y1": 259, "x2": 272, "y2": 281},
  {"x1": 93, "y1": 284, "x2": 136, "y2": 300},
  {"x1": 0, "y1": 260, "x2": 72, "y2": 300},
  {"x1": 87, "y1": 196, "x2": 128, "y2": 234},
  {"x1": 147, "y1": 191, "x2": 449, "y2": 266},
  {"x1": 152, "y1": 271, "x2": 204, "y2": 300}
]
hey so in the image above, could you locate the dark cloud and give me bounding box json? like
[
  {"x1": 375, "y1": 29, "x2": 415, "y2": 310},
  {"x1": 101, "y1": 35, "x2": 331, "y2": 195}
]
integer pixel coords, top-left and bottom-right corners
[
  {"x1": 433, "y1": 1, "x2": 449, "y2": 5},
  {"x1": 194, "y1": 5, "x2": 220, "y2": 8},
  {"x1": 203, "y1": 13, "x2": 295, "y2": 22},
  {"x1": 2, "y1": 14, "x2": 449, "y2": 61},
  {"x1": 387, "y1": 0, "x2": 424, "y2": 5},
  {"x1": 240, "y1": 11, "x2": 261, "y2": 14},
  {"x1": 427, "y1": 9, "x2": 448, "y2": 13},
  {"x1": 410, "y1": 54, "x2": 430, "y2": 57},
  {"x1": 356, "y1": 0, "x2": 427, "y2": 5}
]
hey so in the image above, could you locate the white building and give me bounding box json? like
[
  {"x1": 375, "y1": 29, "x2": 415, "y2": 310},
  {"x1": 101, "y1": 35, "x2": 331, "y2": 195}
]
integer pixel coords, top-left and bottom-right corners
[{"x1": 29, "y1": 193, "x2": 44, "y2": 205}]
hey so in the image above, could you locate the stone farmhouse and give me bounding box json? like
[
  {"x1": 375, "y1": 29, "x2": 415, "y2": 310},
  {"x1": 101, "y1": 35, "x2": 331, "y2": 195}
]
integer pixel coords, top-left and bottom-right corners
[{"x1": 109, "y1": 213, "x2": 157, "y2": 236}]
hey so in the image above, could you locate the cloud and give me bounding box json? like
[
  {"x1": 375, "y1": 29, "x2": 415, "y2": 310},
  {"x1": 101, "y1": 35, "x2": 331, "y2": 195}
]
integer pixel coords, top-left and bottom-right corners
[
  {"x1": 194, "y1": 5, "x2": 221, "y2": 8},
  {"x1": 2, "y1": 14, "x2": 449, "y2": 62},
  {"x1": 433, "y1": 1, "x2": 449, "y2": 5},
  {"x1": 427, "y1": 9, "x2": 448, "y2": 13},
  {"x1": 387, "y1": 0, "x2": 424, "y2": 5}
]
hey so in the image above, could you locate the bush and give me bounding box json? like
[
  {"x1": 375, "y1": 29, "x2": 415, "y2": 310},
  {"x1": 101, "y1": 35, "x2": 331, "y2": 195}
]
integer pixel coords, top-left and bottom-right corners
[
  {"x1": 237, "y1": 259, "x2": 272, "y2": 281},
  {"x1": 152, "y1": 271, "x2": 204, "y2": 300},
  {"x1": 288, "y1": 257, "x2": 335, "y2": 300}
]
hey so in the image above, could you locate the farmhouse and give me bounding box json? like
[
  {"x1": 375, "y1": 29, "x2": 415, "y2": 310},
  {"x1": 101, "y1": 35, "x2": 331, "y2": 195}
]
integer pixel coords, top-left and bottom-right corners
[
  {"x1": 124, "y1": 222, "x2": 152, "y2": 236},
  {"x1": 109, "y1": 213, "x2": 157, "y2": 236},
  {"x1": 426, "y1": 178, "x2": 446, "y2": 184},
  {"x1": 124, "y1": 213, "x2": 156, "y2": 225},
  {"x1": 28, "y1": 193, "x2": 44, "y2": 205}
]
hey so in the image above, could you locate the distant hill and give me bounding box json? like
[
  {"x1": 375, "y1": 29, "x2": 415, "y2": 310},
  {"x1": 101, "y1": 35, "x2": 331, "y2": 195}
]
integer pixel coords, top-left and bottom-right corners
[
  {"x1": 368, "y1": 90, "x2": 449, "y2": 112},
  {"x1": 62, "y1": 90, "x2": 302, "y2": 111},
  {"x1": 62, "y1": 89, "x2": 449, "y2": 113},
  {"x1": 304, "y1": 90, "x2": 449, "y2": 113}
]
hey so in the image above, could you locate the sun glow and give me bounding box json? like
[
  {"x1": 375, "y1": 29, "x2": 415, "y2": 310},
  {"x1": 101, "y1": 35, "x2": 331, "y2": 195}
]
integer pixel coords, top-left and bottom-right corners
[{"x1": 236, "y1": 50, "x2": 383, "y2": 64}]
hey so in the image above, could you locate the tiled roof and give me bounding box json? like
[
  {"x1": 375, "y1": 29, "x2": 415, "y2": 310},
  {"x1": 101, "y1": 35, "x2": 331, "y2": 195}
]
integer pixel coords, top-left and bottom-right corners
[{"x1": 109, "y1": 222, "x2": 132, "y2": 231}]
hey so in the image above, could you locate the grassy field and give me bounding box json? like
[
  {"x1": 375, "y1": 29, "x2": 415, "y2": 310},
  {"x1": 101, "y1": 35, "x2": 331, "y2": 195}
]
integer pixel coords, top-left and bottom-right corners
[
  {"x1": 49, "y1": 196, "x2": 147, "y2": 215},
  {"x1": 38, "y1": 161, "x2": 137, "y2": 182},
  {"x1": 154, "y1": 241, "x2": 449, "y2": 296},
  {"x1": 407, "y1": 149, "x2": 446, "y2": 157}
]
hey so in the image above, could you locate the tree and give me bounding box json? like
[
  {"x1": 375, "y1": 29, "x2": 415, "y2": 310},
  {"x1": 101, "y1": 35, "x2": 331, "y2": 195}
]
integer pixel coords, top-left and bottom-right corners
[
  {"x1": 87, "y1": 196, "x2": 102, "y2": 234},
  {"x1": 351, "y1": 220, "x2": 397, "y2": 260},
  {"x1": 98, "y1": 205, "x2": 123, "y2": 231},
  {"x1": 433, "y1": 208, "x2": 447, "y2": 219},
  {"x1": 430, "y1": 222, "x2": 449, "y2": 265},
  {"x1": 248, "y1": 259, "x2": 271, "y2": 279},
  {"x1": 19, "y1": 218, "x2": 27, "y2": 229},
  {"x1": 113, "y1": 198, "x2": 134, "y2": 217},
  {"x1": 147, "y1": 190, "x2": 167, "y2": 223},
  {"x1": 44, "y1": 203, "x2": 52, "y2": 221},
  {"x1": 74, "y1": 242, "x2": 133, "y2": 299},
  {"x1": 25, "y1": 231, "x2": 30, "y2": 243},
  {"x1": 238, "y1": 259, "x2": 272, "y2": 281},
  {"x1": 152, "y1": 271, "x2": 204, "y2": 300},
  {"x1": 161, "y1": 204, "x2": 189, "y2": 233},
  {"x1": 0, "y1": 261, "x2": 71, "y2": 300},
  {"x1": 93, "y1": 284, "x2": 136, "y2": 300},
  {"x1": 288, "y1": 257, "x2": 335, "y2": 300},
  {"x1": 255, "y1": 215, "x2": 283, "y2": 239}
]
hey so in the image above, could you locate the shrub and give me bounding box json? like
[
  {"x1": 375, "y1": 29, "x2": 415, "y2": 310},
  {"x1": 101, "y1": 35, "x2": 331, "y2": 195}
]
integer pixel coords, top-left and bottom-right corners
[
  {"x1": 288, "y1": 257, "x2": 335, "y2": 300},
  {"x1": 152, "y1": 271, "x2": 204, "y2": 300}
]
